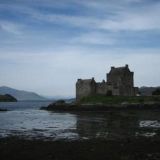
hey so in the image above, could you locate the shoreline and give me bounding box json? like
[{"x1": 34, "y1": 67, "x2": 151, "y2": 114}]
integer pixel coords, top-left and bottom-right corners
[
  {"x1": 41, "y1": 103, "x2": 160, "y2": 112},
  {"x1": 1, "y1": 136, "x2": 160, "y2": 160}
]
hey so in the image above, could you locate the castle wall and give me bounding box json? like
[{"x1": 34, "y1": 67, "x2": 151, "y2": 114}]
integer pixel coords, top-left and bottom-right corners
[
  {"x1": 112, "y1": 87, "x2": 120, "y2": 96},
  {"x1": 96, "y1": 81, "x2": 107, "y2": 95}
]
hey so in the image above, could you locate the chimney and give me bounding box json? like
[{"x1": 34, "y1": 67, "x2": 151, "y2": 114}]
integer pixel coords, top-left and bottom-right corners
[
  {"x1": 111, "y1": 66, "x2": 115, "y2": 70},
  {"x1": 125, "y1": 64, "x2": 128, "y2": 68}
]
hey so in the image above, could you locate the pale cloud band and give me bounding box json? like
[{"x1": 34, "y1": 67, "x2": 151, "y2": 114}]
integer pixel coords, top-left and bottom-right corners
[{"x1": 0, "y1": 48, "x2": 159, "y2": 97}]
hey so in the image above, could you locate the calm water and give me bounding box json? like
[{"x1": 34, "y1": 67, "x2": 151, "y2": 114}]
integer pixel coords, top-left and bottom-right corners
[{"x1": 0, "y1": 101, "x2": 160, "y2": 140}]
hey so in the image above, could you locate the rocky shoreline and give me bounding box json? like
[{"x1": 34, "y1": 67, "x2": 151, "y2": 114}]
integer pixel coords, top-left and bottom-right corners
[
  {"x1": 41, "y1": 101, "x2": 160, "y2": 111},
  {"x1": 1, "y1": 137, "x2": 160, "y2": 160}
]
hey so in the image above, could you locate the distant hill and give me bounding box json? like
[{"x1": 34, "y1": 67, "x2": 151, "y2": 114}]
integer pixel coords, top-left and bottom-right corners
[
  {"x1": 0, "y1": 94, "x2": 17, "y2": 102},
  {"x1": 0, "y1": 86, "x2": 46, "y2": 101},
  {"x1": 139, "y1": 86, "x2": 160, "y2": 96}
]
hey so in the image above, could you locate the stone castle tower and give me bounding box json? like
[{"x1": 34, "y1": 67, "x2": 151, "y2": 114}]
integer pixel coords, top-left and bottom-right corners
[{"x1": 76, "y1": 65, "x2": 138, "y2": 100}]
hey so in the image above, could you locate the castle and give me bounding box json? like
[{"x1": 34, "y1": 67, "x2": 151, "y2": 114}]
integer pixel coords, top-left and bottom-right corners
[{"x1": 76, "y1": 65, "x2": 138, "y2": 100}]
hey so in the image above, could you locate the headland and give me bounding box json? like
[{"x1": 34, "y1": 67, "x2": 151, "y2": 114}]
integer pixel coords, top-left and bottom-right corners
[{"x1": 0, "y1": 94, "x2": 17, "y2": 102}]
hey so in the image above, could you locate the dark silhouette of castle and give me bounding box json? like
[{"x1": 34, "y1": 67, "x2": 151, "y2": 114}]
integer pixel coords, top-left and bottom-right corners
[{"x1": 76, "y1": 65, "x2": 138, "y2": 100}]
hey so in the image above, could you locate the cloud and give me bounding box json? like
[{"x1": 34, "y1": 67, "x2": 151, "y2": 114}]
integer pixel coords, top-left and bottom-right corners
[
  {"x1": 1, "y1": 0, "x2": 160, "y2": 33},
  {"x1": 69, "y1": 32, "x2": 116, "y2": 45},
  {"x1": 100, "y1": 3, "x2": 160, "y2": 31},
  {"x1": 0, "y1": 48, "x2": 160, "y2": 96},
  {"x1": 0, "y1": 20, "x2": 23, "y2": 35},
  {"x1": 26, "y1": 1, "x2": 160, "y2": 32}
]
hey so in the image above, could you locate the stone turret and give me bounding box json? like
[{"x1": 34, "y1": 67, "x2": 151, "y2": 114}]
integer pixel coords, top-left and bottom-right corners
[
  {"x1": 76, "y1": 78, "x2": 96, "y2": 100},
  {"x1": 107, "y1": 64, "x2": 134, "y2": 96}
]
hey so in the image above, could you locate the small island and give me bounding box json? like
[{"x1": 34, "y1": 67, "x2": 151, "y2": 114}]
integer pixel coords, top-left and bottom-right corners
[
  {"x1": 0, "y1": 94, "x2": 17, "y2": 111},
  {"x1": 42, "y1": 65, "x2": 160, "y2": 111},
  {"x1": 0, "y1": 94, "x2": 17, "y2": 102},
  {"x1": 41, "y1": 95, "x2": 160, "y2": 111}
]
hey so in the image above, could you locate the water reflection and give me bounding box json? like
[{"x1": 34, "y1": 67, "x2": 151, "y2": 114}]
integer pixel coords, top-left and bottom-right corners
[
  {"x1": 1, "y1": 103, "x2": 160, "y2": 140},
  {"x1": 76, "y1": 110, "x2": 160, "y2": 140},
  {"x1": 0, "y1": 110, "x2": 78, "y2": 140}
]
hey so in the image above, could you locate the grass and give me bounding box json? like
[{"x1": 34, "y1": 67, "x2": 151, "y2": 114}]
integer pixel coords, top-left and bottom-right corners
[{"x1": 79, "y1": 95, "x2": 160, "y2": 105}]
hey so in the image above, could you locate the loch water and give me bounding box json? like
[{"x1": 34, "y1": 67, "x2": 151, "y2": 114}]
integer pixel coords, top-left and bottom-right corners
[{"x1": 0, "y1": 101, "x2": 160, "y2": 140}]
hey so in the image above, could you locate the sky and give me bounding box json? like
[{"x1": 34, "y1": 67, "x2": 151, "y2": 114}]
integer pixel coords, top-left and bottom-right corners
[{"x1": 0, "y1": 0, "x2": 160, "y2": 97}]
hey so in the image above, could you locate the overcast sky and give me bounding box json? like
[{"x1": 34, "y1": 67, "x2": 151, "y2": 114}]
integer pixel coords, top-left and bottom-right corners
[{"x1": 0, "y1": 0, "x2": 160, "y2": 97}]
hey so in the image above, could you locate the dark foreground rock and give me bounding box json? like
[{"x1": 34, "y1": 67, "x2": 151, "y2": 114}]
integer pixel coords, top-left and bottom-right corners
[
  {"x1": 1, "y1": 137, "x2": 160, "y2": 160},
  {"x1": 0, "y1": 108, "x2": 8, "y2": 111}
]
